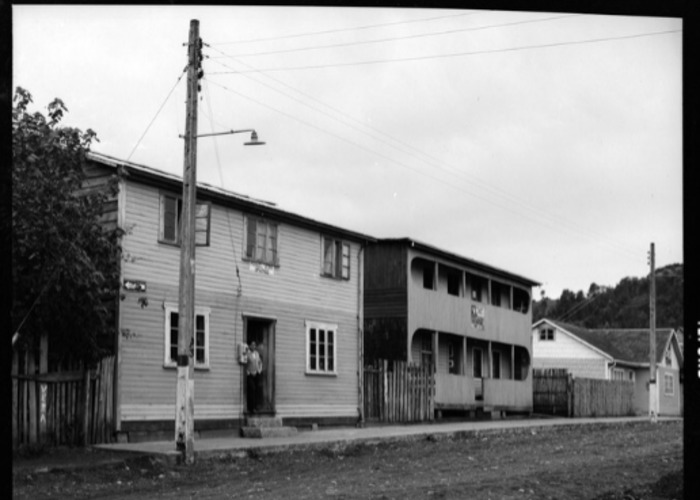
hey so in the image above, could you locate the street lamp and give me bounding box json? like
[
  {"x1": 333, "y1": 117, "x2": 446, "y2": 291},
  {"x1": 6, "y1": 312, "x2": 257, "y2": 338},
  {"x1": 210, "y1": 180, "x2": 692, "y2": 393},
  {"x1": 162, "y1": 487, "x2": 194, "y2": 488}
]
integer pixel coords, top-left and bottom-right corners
[{"x1": 180, "y1": 129, "x2": 266, "y2": 146}]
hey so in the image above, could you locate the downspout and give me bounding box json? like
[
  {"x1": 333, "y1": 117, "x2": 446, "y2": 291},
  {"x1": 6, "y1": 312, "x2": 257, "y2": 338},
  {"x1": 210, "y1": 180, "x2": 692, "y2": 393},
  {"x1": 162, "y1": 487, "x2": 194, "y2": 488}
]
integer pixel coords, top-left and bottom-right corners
[{"x1": 357, "y1": 244, "x2": 365, "y2": 427}]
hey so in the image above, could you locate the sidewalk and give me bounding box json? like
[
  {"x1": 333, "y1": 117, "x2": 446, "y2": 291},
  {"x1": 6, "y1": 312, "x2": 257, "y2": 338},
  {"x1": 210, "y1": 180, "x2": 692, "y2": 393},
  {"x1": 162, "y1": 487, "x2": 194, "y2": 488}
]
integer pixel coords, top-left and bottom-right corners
[{"x1": 91, "y1": 415, "x2": 677, "y2": 464}]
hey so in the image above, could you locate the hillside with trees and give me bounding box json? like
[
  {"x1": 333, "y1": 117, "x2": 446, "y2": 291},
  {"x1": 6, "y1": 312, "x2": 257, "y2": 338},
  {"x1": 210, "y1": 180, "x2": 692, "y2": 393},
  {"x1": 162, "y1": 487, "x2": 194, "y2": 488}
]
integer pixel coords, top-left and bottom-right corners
[{"x1": 532, "y1": 263, "x2": 683, "y2": 329}]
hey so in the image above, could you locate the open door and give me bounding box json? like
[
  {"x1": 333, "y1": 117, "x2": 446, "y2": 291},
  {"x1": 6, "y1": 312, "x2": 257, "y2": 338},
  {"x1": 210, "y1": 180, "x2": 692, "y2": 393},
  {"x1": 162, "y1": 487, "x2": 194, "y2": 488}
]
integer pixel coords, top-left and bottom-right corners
[{"x1": 244, "y1": 317, "x2": 276, "y2": 414}]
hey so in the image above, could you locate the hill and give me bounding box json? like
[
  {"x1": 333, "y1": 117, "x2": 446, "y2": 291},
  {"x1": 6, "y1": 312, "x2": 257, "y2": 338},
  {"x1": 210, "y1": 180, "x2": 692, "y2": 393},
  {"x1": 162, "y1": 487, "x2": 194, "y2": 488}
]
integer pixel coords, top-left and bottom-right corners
[{"x1": 531, "y1": 263, "x2": 683, "y2": 329}]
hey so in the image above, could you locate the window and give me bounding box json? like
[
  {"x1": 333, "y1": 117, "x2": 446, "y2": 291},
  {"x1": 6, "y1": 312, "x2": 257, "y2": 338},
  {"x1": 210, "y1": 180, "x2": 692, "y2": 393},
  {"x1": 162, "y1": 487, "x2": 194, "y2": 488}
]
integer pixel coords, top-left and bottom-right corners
[
  {"x1": 492, "y1": 351, "x2": 501, "y2": 379},
  {"x1": 468, "y1": 274, "x2": 485, "y2": 302},
  {"x1": 448, "y1": 342, "x2": 460, "y2": 374},
  {"x1": 159, "y1": 193, "x2": 210, "y2": 246},
  {"x1": 629, "y1": 371, "x2": 635, "y2": 382},
  {"x1": 322, "y1": 237, "x2": 350, "y2": 279},
  {"x1": 447, "y1": 270, "x2": 461, "y2": 296},
  {"x1": 664, "y1": 350, "x2": 672, "y2": 367},
  {"x1": 473, "y1": 348, "x2": 483, "y2": 378},
  {"x1": 490, "y1": 282, "x2": 502, "y2": 307},
  {"x1": 612, "y1": 368, "x2": 625, "y2": 381},
  {"x1": 244, "y1": 215, "x2": 278, "y2": 266},
  {"x1": 420, "y1": 335, "x2": 433, "y2": 369},
  {"x1": 664, "y1": 373, "x2": 674, "y2": 395},
  {"x1": 513, "y1": 288, "x2": 530, "y2": 313},
  {"x1": 423, "y1": 261, "x2": 435, "y2": 290},
  {"x1": 539, "y1": 328, "x2": 555, "y2": 341},
  {"x1": 164, "y1": 305, "x2": 210, "y2": 369},
  {"x1": 306, "y1": 321, "x2": 337, "y2": 375}
]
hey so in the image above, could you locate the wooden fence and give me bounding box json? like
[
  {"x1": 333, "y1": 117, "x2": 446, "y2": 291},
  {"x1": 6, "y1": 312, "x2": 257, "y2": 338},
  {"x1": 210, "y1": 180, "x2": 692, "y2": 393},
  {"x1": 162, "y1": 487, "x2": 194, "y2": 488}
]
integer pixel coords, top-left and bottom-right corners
[
  {"x1": 533, "y1": 368, "x2": 635, "y2": 417},
  {"x1": 364, "y1": 359, "x2": 434, "y2": 423},
  {"x1": 533, "y1": 368, "x2": 572, "y2": 416},
  {"x1": 12, "y1": 352, "x2": 115, "y2": 450},
  {"x1": 572, "y1": 377, "x2": 635, "y2": 417}
]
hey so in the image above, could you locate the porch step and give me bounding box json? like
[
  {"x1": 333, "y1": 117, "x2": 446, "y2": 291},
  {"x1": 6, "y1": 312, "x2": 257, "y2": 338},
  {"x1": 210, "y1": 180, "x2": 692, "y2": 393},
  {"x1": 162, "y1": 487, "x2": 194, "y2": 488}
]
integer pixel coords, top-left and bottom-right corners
[
  {"x1": 241, "y1": 415, "x2": 297, "y2": 439},
  {"x1": 245, "y1": 416, "x2": 284, "y2": 428},
  {"x1": 240, "y1": 426, "x2": 299, "y2": 438}
]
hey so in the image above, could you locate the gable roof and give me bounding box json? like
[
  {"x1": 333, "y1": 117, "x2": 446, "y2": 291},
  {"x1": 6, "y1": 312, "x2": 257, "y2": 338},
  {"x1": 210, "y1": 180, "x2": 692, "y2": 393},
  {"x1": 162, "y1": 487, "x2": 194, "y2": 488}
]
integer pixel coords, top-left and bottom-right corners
[
  {"x1": 535, "y1": 319, "x2": 680, "y2": 366},
  {"x1": 87, "y1": 151, "x2": 377, "y2": 244}
]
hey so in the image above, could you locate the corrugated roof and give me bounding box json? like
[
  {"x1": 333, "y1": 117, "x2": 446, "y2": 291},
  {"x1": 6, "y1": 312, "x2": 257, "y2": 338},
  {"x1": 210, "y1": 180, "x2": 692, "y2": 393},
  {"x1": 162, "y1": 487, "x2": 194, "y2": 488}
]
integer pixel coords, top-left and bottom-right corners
[{"x1": 546, "y1": 319, "x2": 677, "y2": 365}]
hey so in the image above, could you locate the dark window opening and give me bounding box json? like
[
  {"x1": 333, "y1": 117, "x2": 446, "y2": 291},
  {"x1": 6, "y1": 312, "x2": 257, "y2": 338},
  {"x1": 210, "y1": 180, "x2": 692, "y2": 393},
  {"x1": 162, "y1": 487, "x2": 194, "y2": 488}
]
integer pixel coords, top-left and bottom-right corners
[
  {"x1": 447, "y1": 270, "x2": 461, "y2": 296},
  {"x1": 492, "y1": 351, "x2": 501, "y2": 379},
  {"x1": 423, "y1": 262, "x2": 435, "y2": 290},
  {"x1": 513, "y1": 288, "x2": 530, "y2": 313}
]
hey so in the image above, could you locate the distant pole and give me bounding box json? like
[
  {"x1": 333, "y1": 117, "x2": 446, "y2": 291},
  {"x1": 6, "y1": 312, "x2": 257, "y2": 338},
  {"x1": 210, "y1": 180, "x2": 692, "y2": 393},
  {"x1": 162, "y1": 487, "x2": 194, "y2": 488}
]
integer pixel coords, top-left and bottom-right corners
[
  {"x1": 648, "y1": 242, "x2": 657, "y2": 423},
  {"x1": 175, "y1": 18, "x2": 201, "y2": 464}
]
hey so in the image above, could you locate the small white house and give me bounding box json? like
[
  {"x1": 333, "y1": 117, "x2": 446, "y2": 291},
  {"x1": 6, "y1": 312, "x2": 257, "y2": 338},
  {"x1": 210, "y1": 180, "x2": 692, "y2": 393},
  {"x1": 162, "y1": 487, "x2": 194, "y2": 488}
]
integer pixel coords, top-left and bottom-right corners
[{"x1": 532, "y1": 319, "x2": 683, "y2": 416}]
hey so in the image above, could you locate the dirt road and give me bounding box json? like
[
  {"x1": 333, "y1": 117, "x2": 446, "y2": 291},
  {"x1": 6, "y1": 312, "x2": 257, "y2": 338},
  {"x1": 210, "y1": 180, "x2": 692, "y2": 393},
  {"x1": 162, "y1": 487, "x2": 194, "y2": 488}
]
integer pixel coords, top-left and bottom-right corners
[{"x1": 13, "y1": 420, "x2": 683, "y2": 499}]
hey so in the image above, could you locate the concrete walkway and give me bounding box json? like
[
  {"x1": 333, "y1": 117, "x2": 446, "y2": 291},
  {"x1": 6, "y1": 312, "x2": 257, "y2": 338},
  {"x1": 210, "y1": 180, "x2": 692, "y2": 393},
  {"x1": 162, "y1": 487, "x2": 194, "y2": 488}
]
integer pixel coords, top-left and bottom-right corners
[{"x1": 93, "y1": 416, "x2": 680, "y2": 464}]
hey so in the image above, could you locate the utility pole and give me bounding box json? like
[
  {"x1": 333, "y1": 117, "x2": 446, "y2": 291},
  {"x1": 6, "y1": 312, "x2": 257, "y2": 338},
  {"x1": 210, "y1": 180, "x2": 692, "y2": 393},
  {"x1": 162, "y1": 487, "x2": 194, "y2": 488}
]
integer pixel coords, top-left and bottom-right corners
[
  {"x1": 175, "y1": 18, "x2": 202, "y2": 464},
  {"x1": 648, "y1": 242, "x2": 657, "y2": 423}
]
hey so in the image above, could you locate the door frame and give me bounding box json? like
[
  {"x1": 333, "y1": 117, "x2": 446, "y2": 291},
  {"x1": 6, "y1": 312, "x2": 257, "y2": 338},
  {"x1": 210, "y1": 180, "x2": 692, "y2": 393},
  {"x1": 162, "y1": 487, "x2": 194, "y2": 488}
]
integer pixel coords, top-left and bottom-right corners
[{"x1": 242, "y1": 314, "x2": 276, "y2": 414}]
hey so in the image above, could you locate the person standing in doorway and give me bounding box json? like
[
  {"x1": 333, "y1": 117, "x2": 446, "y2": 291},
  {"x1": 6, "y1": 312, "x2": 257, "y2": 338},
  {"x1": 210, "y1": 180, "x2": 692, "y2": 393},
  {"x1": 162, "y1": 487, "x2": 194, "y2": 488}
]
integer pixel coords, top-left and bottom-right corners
[{"x1": 246, "y1": 342, "x2": 262, "y2": 413}]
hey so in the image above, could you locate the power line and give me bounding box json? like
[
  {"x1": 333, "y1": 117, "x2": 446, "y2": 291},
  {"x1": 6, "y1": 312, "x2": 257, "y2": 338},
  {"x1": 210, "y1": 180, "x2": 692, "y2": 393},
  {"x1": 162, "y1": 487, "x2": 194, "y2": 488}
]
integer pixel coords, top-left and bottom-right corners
[
  {"x1": 199, "y1": 79, "x2": 243, "y2": 296},
  {"x1": 203, "y1": 76, "x2": 641, "y2": 260},
  {"x1": 127, "y1": 66, "x2": 187, "y2": 161},
  {"x1": 208, "y1": 11, "x2": 480, "y2": 46},
  {"x1": 209, "y1": 14, "x2": 581, "y2": 59},
  {"x1": 208, "y1": 29, "x2": 681, "y2": 74},
  {"x1": 205, "y1": 47, "x2": 641, "y2": 257}
]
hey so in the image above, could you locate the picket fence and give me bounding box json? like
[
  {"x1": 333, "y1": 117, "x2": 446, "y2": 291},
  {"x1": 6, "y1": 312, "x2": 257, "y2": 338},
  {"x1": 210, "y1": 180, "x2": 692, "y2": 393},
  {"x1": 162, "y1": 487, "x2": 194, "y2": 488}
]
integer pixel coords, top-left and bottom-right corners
[
  {"x1": 12, "y1": 352, "x2": 115, "y2": 450},
  {"x1": 364, "y1": 359, "x2": 435, "y2": 423}
]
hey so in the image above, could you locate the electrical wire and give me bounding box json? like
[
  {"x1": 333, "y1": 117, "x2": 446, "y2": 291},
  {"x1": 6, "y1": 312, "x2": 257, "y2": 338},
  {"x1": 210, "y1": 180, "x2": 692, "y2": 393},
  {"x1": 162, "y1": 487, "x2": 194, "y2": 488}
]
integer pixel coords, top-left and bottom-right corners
[
  {"x1": 126, "y1": 65, "x2": 187, "y2": 161},
  {"x1": 208, "y1": 29, "x2": 681, "y2": 74},
  {"x1": 208, "y1": 11, "x2": 480, "y2": 46},
  {"x1": 204, "y1": 48, "x2": 642, "y2": 258},
  {"x1": 209, "y1": 13, "x2": 582, "y2": 59},
  {"x1": 203, "y1": 76, "x2": 643, "y2": 260},
  {"x1": 200, "y1": 79, "x2": 244, "y2": 296}
]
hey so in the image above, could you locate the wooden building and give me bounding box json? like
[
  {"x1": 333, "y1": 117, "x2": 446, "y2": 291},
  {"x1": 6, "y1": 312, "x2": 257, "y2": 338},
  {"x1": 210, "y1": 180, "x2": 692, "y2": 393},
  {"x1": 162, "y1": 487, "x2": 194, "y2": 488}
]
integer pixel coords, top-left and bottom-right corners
[
  {"x1": 532, "y1": 319, "x2": 683, "y2": 416},
  {"x1": 86, "y1": 152, "x2": 374, "y2": 441},
  {"x1": 363, "y1": 239, "x2": 539, "y2": 416}
]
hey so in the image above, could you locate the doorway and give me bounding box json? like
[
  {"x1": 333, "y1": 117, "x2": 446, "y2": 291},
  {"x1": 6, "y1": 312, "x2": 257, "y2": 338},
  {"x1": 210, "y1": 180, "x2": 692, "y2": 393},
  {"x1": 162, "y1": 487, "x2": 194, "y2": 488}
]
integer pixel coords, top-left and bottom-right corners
[{"x1": 244, "y1": 316, "x2": 276, "y2": 414}]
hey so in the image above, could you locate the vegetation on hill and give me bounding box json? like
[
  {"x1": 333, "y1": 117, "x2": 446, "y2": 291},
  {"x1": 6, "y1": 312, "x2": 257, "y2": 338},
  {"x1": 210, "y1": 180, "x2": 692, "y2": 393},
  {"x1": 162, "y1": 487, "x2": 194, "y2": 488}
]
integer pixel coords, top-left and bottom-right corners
[{"x1": 532, "y1": 263, "x2": 683, "y2": 329}]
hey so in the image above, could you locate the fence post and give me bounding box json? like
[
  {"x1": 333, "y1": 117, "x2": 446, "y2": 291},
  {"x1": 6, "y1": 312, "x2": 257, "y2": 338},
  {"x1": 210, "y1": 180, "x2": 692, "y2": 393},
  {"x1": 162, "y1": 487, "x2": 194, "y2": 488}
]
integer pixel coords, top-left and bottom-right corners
[
  {"x1": 82, "y1": 364, "x2": 90, "y2": 446},
  {"x1": 567, "y1": 374, "x2": 573, "y2": 418}
]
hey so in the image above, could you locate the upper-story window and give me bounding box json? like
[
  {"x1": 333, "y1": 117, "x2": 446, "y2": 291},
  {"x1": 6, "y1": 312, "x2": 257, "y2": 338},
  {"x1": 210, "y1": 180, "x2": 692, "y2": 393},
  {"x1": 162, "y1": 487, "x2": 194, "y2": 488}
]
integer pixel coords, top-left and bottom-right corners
[
  {"x1": 322, "y1": 237, "x2": 350, "y2": 280},
  {"x1": 467, "y1": 273, "x2": 486, "y2": 302},
  {"x1": 159, "y1": 193, "x2": 211, "y2": 246},
  {"x1": 539, "y1": 328, "x2": 555, "y2": 341},
  {"x1": 513, "y1": 288, "x2": 530, "y2": 314},
  {"x1": 244, "y1": 215, "x2": 278, "y2": 266},
  {"x1": 664, "y1": 349, "x2": 672, "y2": 367}
]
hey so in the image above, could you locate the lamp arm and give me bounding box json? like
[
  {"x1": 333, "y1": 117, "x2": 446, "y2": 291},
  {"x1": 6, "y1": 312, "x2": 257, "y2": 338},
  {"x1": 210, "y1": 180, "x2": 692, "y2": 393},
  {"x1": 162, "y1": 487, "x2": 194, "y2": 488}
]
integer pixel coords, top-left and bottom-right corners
[{"x1": 179, "y1": 129, "x2": 256, "y2": 139}]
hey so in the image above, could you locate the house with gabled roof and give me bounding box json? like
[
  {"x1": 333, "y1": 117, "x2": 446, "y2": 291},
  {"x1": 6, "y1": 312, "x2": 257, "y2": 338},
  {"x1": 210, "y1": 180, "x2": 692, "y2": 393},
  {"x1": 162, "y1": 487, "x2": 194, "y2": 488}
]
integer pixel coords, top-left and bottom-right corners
[
  {"x1": 85, "y1": 151, "x2": 375, "y2": 441},
  {"x1": 531, "y1": 319, "x2": 683, "y2": 416}
]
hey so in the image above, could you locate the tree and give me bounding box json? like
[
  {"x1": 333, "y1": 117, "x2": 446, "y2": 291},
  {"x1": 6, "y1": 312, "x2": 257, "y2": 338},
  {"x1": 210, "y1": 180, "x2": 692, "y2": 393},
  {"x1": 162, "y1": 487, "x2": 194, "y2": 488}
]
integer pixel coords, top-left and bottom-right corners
[{"x1": 12, "y1": 87, "x2": 122, "y2": 367}]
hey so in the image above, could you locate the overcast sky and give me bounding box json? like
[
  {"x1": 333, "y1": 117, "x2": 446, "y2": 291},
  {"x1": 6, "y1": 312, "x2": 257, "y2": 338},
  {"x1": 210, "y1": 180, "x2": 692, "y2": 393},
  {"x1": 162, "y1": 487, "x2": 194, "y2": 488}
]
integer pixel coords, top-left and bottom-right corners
[{"x1": 13, "y1": 5, "x2": 683, "y2": 299}]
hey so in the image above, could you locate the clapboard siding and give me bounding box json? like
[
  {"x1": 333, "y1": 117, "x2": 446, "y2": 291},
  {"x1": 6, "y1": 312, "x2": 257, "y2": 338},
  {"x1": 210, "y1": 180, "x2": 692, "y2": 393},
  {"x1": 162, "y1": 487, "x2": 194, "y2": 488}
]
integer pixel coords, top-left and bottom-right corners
[
  {"x1": 118, "y1": 178, "x2": 361, "y2": 425},
  {"x1": 122, "y1": 181, "x2": 360, "y2": 309}
]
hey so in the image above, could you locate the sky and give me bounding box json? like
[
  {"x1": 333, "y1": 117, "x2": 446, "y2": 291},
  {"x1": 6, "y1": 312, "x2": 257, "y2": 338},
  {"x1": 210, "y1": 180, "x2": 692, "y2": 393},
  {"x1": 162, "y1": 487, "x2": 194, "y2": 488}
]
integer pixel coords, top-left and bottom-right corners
[{"x1": 12, "y1": 5, "x2": 683, "y2": 300}]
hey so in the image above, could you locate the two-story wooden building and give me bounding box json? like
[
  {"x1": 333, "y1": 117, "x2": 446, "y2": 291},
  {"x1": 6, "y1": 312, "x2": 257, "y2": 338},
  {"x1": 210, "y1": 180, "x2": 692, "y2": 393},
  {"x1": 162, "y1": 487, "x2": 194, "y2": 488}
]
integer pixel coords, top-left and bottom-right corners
[
  {"x1": 363, "y1": 239, "x2": 540, "y2": 417},
  {"x1": 87, "y1": 152, "x2": 374, "y2": 441}
]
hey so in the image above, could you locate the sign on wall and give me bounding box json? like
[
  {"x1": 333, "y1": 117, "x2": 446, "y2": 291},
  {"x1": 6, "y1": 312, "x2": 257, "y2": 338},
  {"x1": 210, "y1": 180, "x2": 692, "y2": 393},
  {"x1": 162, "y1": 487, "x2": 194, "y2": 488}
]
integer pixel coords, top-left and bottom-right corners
[{"x1": 471, "y1": 305, "x2": 485, "y2": 330}]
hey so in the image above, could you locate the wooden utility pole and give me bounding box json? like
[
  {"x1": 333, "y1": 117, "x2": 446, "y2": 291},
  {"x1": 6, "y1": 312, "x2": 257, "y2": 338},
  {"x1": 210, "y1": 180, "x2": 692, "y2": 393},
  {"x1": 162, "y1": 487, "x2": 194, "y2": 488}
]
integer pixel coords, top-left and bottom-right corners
[
  {"x1": 648, "y1": 242, "x2": 657, "y2": 422},
  {"x1": 175, "y1": 18, "x2": 201, "y2": 464}
]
